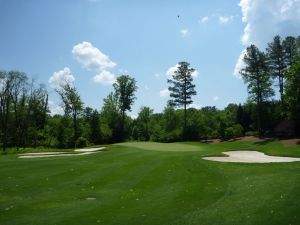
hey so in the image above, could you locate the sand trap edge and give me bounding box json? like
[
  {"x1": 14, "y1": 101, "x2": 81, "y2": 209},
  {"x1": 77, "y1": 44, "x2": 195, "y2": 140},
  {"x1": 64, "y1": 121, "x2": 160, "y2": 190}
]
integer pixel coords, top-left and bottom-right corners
[{"x1": 203, "y1": 150, "x2": 300, "y2": 163}]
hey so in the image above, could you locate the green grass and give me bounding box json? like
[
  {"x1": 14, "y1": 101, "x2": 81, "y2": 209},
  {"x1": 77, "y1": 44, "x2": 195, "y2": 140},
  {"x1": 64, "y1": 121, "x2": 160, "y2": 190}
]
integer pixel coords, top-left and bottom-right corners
[{"x1": 1, "y1": 140, "x2": 300, "y2": 225}]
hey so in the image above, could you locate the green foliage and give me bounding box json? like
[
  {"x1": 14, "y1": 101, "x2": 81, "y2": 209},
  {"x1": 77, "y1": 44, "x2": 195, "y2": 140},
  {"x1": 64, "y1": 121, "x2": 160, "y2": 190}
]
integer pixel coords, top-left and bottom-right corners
[
  {"x1": 101, "y1": 92, "x2": 122, "y2": 142},
  {"x1": 240, "y1": 44, "x2": 274, "y2": 135},
  {"x1": 2, "y1": 35, "x2": 300, "y2": 150},
  {"x1": 113, "y1": 75, "x2": 137, "y2": 114},
  {"x1": 75, "y1": 136, "x2": 89, "y2": 148},
  {"x1": 112, "y1": 75, "x2": 137, "y2": 141},
  {"x1": 133, "y1": 106, "x2": 154, "y2": 141},
  {"x1": 266, "y1": 35, "x2": 286, "y2": 102},
  {"x1": 285, "y1": 58, "x2": 300, "y2": 134},
  {"x1": 168, "y1": 62, "x2": 197, "y2": 140},
  {"x1": 56, "y1": 82, "x2": 83, "y2": 147},
  {"x1": 224, "y1": 124, "x2": 243, "y2": 139},
  {"x1": 282, "y1": 36, "x2": 297, "y2": 67},
  {"x1": 56, "y1": 116, "x2": 73, "y2": 148},
  {"x1": 167, "y1": 62, "x2": 197, "y2": 107},
  {"x1": 241, "y1": 45, "x2": 274, "y2": 103}
]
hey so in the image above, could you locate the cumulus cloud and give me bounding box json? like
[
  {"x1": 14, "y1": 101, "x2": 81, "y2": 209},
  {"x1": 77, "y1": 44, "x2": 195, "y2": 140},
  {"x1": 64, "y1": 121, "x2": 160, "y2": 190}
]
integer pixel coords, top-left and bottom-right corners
[
  {"x1": 219, "y1": 15, "x2": 234, "y2": 24},
  {"x1": 200, "y1": 16, "x2": 209, "y2": 24},
  {"x1": 166, "y1": 64, "x2": 199, "y2": 78},
  {"x1": 192, "y1": 70, "x2": 199, "y2": 78},
  {"x1": 213, "y1": 96, "x2": 219, "y2": 101},
  {"x1": 93, "y1": 70, "x2": 116, "y2": 85},
  {"x1": 180, "y1": 29, "x2": 189, "y2": 37},
  {"x1": 188, "y1": 103, "x2": 202, "y2": 109},
  {"x1": 48, "y1": 67, "x2": 75, "y2": 88},
  {"x1": 48, "y1": 100, "x2": 64, "y2": 115},
  {"x1": 72, "y1": 41, "x2": 116, "y2": 71},
  {"x1": 159, "y1": 89, "x2": 170, "y2": 97},
  {"x1": 233, "y1": 49, "x2": 247, "y2": 78},
  {"x1": 234, "y1": 0, "x2": 300, "y2": 76},
  {"x1": 239, "y1": 0, "x2": 300, "y2": 47}
]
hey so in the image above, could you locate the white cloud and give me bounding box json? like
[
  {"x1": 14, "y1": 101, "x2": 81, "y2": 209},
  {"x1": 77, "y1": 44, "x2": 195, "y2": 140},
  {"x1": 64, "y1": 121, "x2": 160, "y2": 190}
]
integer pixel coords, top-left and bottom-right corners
[
  {"x1": 213, "y1": 96, "x2": 219, "y2": 101},
  {"x1": 234, "y1": 0, "x2": 300, "y2": 76},
  {"x1": 166, "y1": 64, "x2": 179, "y2": 77},
  {"x1": 154, "y1": 73, "x2": 160, "y2": 78},
  {"x1": 180, "y1": 29, "x2": 189, "y2": 37},
  {"x1": 200, "y1": 16, "x2": 209, "y2": 23},
  {"x1": 159, "y1": 89, "x2": 170, "y2": 97},
  {"x1": 93, "y1": 70, "x2": 116, "y2": 85},
  {"x1": 233, "y1": 49, "x2": 247, "y2": 78},
  {"x1": 72, "y1": 41, "x2": 116, "y2": 71},
  {"x1": 219, "y1": 15, "x2": 234, "y2": 24},
  {"x1": 129, "y1": 114, "x2": 138, "y2": 119},
  {"x1": 48, "y1": 100, "x2": 64, "y2": 115},
  {"x1": 188, "y1": 103, "x2": 202, "y2": 109},
  {"x1": 166, "y1": 64, "x2": 199, "y2": 78},
  {"x1": 239, "y1": 0, "x2": 300, "y2": 47},
  {"x1": 48, "y1": 67, "x2": 75, "y2": 88},
  {"x1": 192, "y1": 70, "x2": 199, "y2": 78}
]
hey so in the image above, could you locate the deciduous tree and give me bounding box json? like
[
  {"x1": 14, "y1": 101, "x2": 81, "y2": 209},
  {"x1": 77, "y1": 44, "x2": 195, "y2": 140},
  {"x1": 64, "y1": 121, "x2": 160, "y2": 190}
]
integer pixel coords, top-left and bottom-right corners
[
  {"x1": 113, "y1": 75, "x2": 137, "y2": 140},
  {"x1": 56, "y1": 82, "x2": 83, "y2": 147}
]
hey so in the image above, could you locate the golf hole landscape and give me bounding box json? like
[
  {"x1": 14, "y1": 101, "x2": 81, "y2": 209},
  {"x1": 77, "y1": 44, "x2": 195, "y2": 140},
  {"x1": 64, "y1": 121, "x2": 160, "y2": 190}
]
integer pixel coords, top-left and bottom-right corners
[{"x1": 1, "y1": 1, "x2": 300, "y2": 225}]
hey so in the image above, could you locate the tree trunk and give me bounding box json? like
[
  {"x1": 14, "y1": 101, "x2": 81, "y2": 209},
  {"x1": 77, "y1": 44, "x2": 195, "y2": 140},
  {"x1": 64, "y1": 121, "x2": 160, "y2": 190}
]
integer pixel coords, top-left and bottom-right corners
[
  {"x1": 256, "y1": 75, "x2": 262, "y2": 137},
  {"x1": 184, "y1": 103, "x2": 187, "y2": 141},
  {"x1": 279, "y1": 73, "x2": 284, "y2": 104},
  {"x1": 73, "y1": 110, "x2": 77, "y2": 148},
  {"x1": 3, "y1": 100, "x2": 9, "y2": 152},
  {"x1": 121, "y1": 110, "x2": 125, "y2": 141}
]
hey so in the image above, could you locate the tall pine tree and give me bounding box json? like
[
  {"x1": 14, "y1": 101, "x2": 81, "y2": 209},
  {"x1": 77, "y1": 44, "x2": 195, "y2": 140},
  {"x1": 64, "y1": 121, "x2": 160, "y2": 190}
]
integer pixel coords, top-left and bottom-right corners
[
  {"x1": 240, "y1": 45, "x2": 274, "y2": 135},
  {"x1": 266, "y1": 35, "x2": 286, "y2": 103},
  {"x1": 168, "y1": 61, "x2": 197, "y2": 140}
]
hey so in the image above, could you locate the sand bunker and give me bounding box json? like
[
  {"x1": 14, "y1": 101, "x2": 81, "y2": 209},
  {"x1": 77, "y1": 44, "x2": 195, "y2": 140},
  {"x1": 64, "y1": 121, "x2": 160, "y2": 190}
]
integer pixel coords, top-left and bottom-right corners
[
  {"x1": 203, "y1": 151, "x2": 300, "y2": 163},
  {"x1": 19, "y1": 147, "x2": 105, "y2": 159}
]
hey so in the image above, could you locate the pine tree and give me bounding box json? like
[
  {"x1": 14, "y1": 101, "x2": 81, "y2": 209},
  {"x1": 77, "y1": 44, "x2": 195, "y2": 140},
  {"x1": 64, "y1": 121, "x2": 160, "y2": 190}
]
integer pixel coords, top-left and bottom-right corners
[
  {"x1": 168, "y1": 61, "x2": 197, "y2": 140},
  {"x1": 266, "y1": 35, "x2": 286, "y2": 103},
  {"x1": 240, "y1": 45, "x2": 274, "y2": 135}
]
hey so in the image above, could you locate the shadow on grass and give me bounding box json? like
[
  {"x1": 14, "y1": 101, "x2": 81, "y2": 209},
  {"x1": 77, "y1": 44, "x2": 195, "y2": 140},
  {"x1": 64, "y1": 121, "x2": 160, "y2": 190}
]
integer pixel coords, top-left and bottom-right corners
[{"x1": 254, "y1": 138, "x2": 276, "y2": 146}]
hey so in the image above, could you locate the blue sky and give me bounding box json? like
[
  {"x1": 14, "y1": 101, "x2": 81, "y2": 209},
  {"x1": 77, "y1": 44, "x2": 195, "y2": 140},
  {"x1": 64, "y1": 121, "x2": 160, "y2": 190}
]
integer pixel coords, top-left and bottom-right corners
[{"x1": 1, "y1": 0, "x2": 299, "y2": 117}]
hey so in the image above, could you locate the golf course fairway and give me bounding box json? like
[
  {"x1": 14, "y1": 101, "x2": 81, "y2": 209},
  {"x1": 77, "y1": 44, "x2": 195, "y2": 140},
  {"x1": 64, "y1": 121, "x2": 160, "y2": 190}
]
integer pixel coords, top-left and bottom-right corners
[{"x1": 1, "y1": 141, "x2": 300, "y2": 225}]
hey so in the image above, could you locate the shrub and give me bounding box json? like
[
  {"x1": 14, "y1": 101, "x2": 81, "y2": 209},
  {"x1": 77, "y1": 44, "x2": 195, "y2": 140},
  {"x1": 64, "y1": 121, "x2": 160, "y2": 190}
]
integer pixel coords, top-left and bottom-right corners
[
  {"x1": 224, "y1": 124, "x2": 244, "y2": 139},
  {"x1": 75, "y1": 137, "x2": 89, "y2": 148}
]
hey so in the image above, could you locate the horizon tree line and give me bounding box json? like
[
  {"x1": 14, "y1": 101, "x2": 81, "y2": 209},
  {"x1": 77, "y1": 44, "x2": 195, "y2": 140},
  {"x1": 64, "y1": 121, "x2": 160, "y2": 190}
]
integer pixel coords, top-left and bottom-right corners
[{"x1": 0, "y1": 34, "x2": 300, "y2": 151}]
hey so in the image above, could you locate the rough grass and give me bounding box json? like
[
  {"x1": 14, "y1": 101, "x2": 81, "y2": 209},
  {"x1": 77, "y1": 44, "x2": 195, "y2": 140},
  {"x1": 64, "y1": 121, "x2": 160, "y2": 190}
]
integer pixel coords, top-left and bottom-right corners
[{"x1": 0, "y1": 140, "x2": 300, "y2": 225}]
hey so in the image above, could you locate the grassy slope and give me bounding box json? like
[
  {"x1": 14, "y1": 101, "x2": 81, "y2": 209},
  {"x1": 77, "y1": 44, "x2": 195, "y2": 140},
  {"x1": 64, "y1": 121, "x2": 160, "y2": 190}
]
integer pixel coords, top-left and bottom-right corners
[{"x1": 0, "y1": 141, "x2": 300, "y2": 225}]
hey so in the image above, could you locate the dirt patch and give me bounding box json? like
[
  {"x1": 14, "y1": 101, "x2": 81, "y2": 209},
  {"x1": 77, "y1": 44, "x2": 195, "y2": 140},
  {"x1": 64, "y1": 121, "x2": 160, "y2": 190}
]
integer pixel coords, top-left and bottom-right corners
[
  {"x1": 203, "y1": 151, "x2": 300, "y2": 163},
  {"x1": 200, "y1": 139, "x2": 221, "y2": 144},
  {"x1": 280, "y1": 139, "x2": 300, "y2": 147}
]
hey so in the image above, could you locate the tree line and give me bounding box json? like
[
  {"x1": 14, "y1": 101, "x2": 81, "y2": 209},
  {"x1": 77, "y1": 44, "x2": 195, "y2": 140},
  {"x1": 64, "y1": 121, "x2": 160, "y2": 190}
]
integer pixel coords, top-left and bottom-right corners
[{"x1": 0, "y1": 35, "x2": 299, "y2": 151}]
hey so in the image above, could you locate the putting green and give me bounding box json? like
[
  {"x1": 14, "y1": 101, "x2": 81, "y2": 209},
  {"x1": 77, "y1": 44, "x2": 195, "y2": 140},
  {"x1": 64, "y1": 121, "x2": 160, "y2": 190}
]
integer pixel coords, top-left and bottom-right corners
[{"x1": 115, "y1": 141, "x2": 202, "y2": 152}]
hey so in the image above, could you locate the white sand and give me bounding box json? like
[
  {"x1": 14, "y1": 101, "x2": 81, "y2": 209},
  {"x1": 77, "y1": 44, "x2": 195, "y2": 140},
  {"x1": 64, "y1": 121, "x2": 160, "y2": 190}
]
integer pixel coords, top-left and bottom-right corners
[
  {"x1": 203, "y1": 151, "x2": 300, "y2": 163},
  {"x1": 19, "y1": 152, "x2": 69, "y2": 156},
  {"x1": 74, "y1": 147, "x2": 105, "y2": 152},
  {"x1": 19, "y1": 147, "x2": 105, "y2": 159}
]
